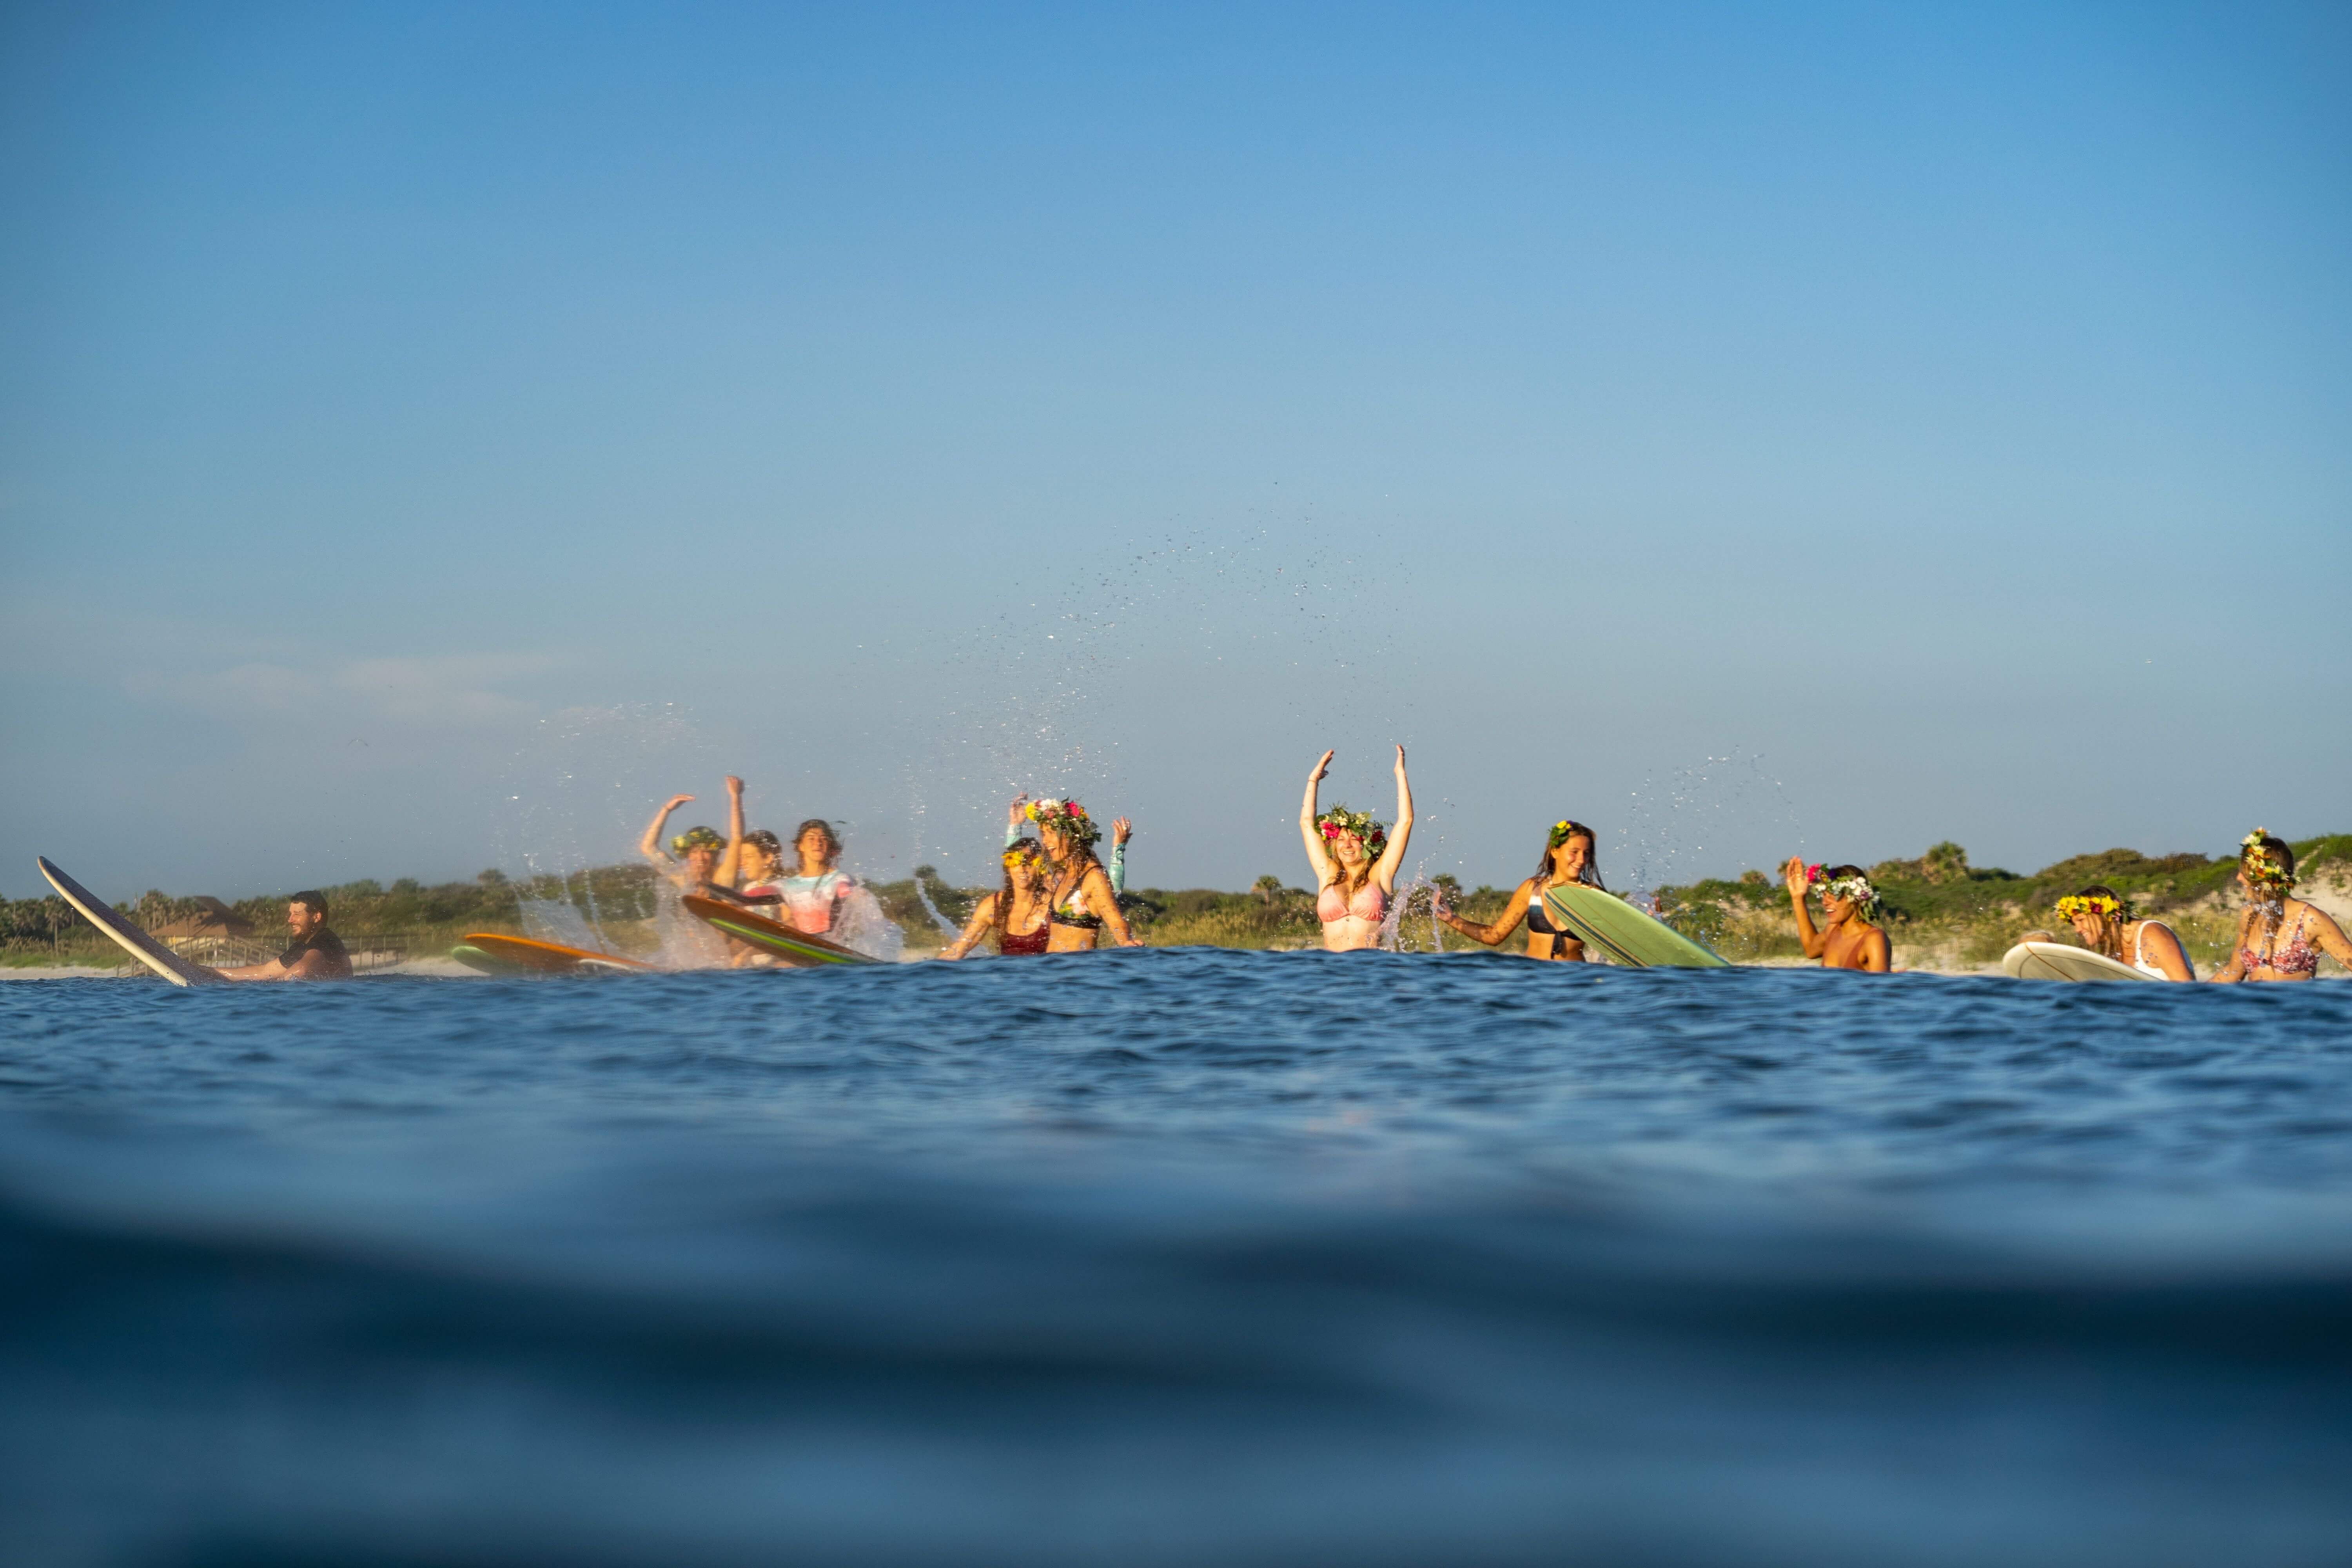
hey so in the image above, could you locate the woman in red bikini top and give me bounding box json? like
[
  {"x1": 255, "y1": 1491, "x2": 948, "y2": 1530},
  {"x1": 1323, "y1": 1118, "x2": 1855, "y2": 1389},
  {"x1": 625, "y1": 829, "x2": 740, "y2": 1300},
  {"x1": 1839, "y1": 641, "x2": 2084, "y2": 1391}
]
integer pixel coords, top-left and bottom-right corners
[
  {"x1": 2210, "y1": 829, "x2": 2352, "y2": 983},
  {"x1": 937, "y1": 840, "x2": 1057, "y2": 959},
  {"x1": 1300, "y1": 745, "x2": 1416, "y2": 953}
]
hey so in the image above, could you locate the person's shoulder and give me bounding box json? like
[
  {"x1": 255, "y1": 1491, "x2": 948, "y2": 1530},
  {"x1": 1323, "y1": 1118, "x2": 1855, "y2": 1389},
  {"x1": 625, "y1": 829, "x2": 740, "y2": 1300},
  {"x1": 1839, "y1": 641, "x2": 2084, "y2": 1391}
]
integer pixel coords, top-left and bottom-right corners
[{"x1": 313, "y1": 926, "x2": 348, "y2": 953}]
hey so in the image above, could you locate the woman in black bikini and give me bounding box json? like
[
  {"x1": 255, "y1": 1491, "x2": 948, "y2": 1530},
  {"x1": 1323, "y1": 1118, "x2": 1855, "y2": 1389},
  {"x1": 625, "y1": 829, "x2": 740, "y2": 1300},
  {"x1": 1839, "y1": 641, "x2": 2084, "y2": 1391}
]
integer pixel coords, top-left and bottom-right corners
[
  {"x1": 1435, "y1": 819, "x2": 1603, "y2": 960},
  {"x1": 938, "y1": 840, "x2": 1056, "y2": 959},
  {"x1": 1027, "y1": 798, "x2": 1143, "y2": 952}
]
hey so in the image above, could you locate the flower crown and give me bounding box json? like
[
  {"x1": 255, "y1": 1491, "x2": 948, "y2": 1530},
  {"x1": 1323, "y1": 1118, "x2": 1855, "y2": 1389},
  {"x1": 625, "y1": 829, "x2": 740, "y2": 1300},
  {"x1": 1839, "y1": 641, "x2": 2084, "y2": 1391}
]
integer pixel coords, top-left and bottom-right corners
[
  {"x1": 2240, "y1": 827, "x2": 2295, "y2": 892},
  {"x1": 1024, "y1": 797, "x2": 1101, "y2": 847},
  {"x1": 1815, "y1": 872, "x2": 1878, "y2": 916},
  {"x1": 1002, "y1": 840, "x2": 1045, "y2": 870},
  {"x1": 1546, "y1": 820, "x2": 1588, "y2": 849},
  {"x1": 2054, "y1": 893, "x2": 2131, "y2": 924},
  {"x1": 1317, "y1": 805, "x2": 1387, "y2": 857},
  {"x1": 670, "y1": 826, "x2": 724, "y2": 854}
]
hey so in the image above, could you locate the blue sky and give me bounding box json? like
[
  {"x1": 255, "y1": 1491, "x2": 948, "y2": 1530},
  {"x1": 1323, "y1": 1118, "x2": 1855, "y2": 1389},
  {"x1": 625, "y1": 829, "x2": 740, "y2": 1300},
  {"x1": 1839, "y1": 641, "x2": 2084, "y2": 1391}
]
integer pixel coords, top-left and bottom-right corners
[{"x1": 3, "y1": 2, "x2": 2347, "y2": 902}]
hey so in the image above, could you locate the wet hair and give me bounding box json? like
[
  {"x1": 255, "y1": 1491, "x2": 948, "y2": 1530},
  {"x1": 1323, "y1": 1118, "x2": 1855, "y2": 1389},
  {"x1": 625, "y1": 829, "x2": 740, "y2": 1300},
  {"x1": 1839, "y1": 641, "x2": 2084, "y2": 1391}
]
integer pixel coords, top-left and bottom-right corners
[
  {"x1": 741, "y1": 829, "x2": 784, "y2": 869},
  {"x1": 288, "y1": 890, "x2": 328, "y2": 919},
  {"x1": 1533, "y1": 821, "x2": 1607, "y2": 891},
  {"x1": 1823, "y1": 864, "x2": 1867, "y2": 882},
  {"x1": 997, "y1": 839, "x2": 1045, "y2": 940},
  {"x1": 793, "y1": 819, "x2": 842, "y2": 865}
]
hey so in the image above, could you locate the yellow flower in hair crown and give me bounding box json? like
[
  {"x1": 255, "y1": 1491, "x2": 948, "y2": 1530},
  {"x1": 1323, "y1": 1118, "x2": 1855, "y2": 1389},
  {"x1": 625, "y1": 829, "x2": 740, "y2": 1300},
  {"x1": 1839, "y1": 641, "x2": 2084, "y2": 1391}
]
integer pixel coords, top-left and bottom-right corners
[
  {"x1": 2240, "y1": 828, "x2": 2295, "y2": 893},
  {"x1": 2053, "y1": 893, "x2": 2129, "y2": 924}
]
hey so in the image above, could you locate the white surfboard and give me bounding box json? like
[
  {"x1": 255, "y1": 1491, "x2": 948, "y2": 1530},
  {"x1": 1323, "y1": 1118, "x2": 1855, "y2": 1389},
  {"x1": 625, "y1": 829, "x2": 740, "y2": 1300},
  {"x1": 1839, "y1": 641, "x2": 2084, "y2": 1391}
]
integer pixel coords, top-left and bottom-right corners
[
  {"x1": 36, "y1": 857, "x2": 227, "y2": 986},
  {"x1": 2001, "y1": 941, "x2": 2154, "y2": 983}
]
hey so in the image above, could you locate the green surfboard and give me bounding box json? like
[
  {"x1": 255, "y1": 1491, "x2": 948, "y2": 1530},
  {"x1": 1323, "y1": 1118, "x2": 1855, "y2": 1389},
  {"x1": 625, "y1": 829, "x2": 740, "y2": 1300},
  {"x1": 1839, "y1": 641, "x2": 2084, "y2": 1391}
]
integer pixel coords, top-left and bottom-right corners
[
  {"x1": 681, "y1": 894, "x2": 879, "y2": 966},
  {"x1": 1542, "y1": 883, "x2": 1730, "y2": 969}
]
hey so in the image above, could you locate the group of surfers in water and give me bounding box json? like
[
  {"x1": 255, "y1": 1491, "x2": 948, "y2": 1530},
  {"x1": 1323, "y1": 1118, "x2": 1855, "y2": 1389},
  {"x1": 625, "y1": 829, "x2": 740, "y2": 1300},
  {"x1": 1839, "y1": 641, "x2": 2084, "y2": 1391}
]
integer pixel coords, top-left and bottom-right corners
[{"x1": 613, "y1": 749, "x2": 2349, "y2": 985}]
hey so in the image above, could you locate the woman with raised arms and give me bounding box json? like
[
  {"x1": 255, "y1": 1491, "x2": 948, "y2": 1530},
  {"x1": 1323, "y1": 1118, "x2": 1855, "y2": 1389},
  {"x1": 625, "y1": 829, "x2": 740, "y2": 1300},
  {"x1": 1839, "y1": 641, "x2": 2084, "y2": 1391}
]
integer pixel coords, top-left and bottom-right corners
[
  {"x1": 1029, "y1": 798, "x2": 1143, "y2": 952},
  {"x1": 2210, "y1": 829, "x2": 2352, "y2": 983},
  {"x1": 1435, "y1": 819, "x2": 1602, "y2": 960},
  {"x1": 639, "y1": 791, "x2": 725, "y2": 895},
  {"x1": 2054, "y1": 884, "x2": 2194, "y2": 981},
  {"x1": 1300, "y1": 746, "x2": 1415, "y2": 953},
  {"x1": 937, "y1": 838, "x2": 1055, "y2": 959},
  {"x1": 1779, "y1": 858, "x2": 1892, "y2": 972}
]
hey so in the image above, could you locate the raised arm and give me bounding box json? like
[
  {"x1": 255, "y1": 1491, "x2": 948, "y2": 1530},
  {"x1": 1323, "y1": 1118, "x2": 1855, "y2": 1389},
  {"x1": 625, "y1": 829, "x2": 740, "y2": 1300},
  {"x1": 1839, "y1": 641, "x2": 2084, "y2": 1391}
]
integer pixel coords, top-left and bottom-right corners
[
  {"x1": 716, "y1": 776, "x2": 747, "y2": 887},
  {"x1": 1109, "y1": 817, "x2": 1131, "y2": 896},
  {"x1": 1437, "y1": 879, "x2": 1533, "y2": 948},
  {"x1": 1298, "y1": 750, "x2": 1337, "y2": 888},
  {"x1": 938, "y1": 892, "x2": 1000, "y2": 961},
  {"x1": 1085, "y1": 864, "x2": 1142, "y2": 947},
  {"x1": 640, "y1": 793, "x2": 694, "y2": 866},
  {"x1": 1782, "y1": 857, "x2": 1827, "y2": 959},
  {"x1": 1003, "y1": 795, "x2": 1029, "y2": 849},
  {"x1": 1371, "y1": 745, "x2": 1414, "y2": 892}
]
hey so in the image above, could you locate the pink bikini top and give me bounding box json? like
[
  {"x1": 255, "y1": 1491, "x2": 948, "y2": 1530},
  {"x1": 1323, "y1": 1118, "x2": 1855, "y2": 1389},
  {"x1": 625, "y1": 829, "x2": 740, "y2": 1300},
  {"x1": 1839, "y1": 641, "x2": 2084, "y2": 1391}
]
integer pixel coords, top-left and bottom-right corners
[
  {"x1": 1316, "y1": 880, "x2": 1388, "y2": 924},
  {"x1": 2243, "y1": 915, "x2": 2319, "y2": 976}
]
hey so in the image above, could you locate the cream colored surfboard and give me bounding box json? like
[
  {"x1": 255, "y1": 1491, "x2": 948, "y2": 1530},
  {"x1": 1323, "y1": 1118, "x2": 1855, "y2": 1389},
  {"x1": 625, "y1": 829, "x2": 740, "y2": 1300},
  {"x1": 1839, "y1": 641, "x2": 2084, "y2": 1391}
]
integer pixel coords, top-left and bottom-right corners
[{"x1": 2001, "y1": 941, "x2": 2154, "y2": 982}]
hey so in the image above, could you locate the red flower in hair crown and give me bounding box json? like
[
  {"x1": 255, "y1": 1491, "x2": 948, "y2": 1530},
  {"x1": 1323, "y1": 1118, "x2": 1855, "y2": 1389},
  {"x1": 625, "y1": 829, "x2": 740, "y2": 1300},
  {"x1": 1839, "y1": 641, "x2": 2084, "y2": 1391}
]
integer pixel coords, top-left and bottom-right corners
[
  {"x1": 1025, "y1": 797, "x2": 1102, "y2": 846},
  {"x1": 1317, "y1": 805, "x2": 1387, "y2": 857}
]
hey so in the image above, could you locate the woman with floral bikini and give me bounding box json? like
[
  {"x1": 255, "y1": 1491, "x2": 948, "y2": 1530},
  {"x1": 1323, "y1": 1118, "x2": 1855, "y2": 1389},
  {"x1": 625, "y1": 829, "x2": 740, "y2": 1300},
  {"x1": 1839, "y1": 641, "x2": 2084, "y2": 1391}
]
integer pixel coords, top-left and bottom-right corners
[
  {"x1": 2209, "y1": 829, "x2": 2352, "y2": 983},
  {"x1": 1299, "y1": 746, "x2": 1416, "y2": 953}
]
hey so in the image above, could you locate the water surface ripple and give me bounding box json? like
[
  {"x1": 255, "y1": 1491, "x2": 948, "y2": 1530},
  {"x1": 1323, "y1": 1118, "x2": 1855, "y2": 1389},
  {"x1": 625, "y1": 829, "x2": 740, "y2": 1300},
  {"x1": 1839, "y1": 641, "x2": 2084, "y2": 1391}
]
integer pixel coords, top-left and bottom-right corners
[{"x1": 3, "y1": 952, "x2": 2349, "y2": 1566}]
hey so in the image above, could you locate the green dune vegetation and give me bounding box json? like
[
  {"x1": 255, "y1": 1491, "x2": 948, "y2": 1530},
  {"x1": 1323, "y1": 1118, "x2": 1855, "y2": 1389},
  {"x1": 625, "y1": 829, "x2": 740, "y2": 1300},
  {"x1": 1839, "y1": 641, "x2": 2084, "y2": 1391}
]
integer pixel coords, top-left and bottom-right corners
[{"x1": 7, "y1": 835, "x2": 2345, "y2": 973}]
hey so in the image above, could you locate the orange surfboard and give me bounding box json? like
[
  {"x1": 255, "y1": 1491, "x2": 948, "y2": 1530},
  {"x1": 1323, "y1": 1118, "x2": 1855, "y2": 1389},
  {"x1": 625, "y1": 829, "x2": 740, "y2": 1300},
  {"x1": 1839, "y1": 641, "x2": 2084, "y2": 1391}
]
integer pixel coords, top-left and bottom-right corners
[{"x1": 452, "y1": 933, "x2": 658, "y2": 975}]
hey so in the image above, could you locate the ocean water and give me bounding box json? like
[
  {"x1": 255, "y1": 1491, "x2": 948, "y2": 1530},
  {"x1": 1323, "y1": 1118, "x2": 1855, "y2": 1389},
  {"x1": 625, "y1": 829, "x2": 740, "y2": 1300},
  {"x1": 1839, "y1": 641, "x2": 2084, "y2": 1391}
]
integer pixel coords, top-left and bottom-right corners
[{"x1": 3, "y1": 952, "x2": 2350, "y2": 1567}]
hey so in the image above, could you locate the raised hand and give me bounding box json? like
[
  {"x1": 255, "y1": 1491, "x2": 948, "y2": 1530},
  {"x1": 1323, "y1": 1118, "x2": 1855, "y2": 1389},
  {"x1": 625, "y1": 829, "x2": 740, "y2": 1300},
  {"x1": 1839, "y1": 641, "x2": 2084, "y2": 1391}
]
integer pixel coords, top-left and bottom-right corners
[
  {"x1": 1393, "y1": 744, "x2": 1407, "y2": 773},
  {"x1": 1112, "y1": 817, "x2": 1132, "y2": 846},
  {"x1": 724, "y1": 775, "x2": 743, "y2": 795},
  {"x1": 1781, "y1": 857, "x2": 1809, "y2": 896},
  {"x1": 1007, "y1": 795, "x2": 1030, "y2": 831},
  {"x1": 1309, "y1": 750, "x2": 1334, "y2": 783},
  {"x1": 663, "y1": 793, "x2": 695, "y2": 812}
]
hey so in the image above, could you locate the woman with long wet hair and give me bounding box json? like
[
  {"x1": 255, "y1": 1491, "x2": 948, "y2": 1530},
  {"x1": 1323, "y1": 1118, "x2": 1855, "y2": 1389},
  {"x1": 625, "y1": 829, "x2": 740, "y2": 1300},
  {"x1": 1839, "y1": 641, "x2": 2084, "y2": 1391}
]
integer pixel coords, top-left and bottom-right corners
[
  {"x1": 2210, "y1": 829, "x2": 2352, "y2": 983},
  {"x1": 1436, "y1": 819, "x2": 1603, "y2": 960},
  {"x1": 1299, "y1": 746, "x2": 1416, "y2": 953},
  {"x1": 1028, "y1": 798, "x2": 1143, "y2": 952},
  {"x1": 2053, "y1": 884, "x2": 2194, "y2": 981},
  {"x1": 938, "y1": 839, "x2": 1054, "y2": 959}
]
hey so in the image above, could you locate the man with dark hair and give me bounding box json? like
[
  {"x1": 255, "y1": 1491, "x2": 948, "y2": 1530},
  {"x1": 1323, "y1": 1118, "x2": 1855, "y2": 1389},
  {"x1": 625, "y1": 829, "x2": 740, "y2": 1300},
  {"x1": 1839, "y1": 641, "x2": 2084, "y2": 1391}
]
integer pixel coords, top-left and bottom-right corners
[
  {"x1": 1779, "y1": 858, "x2": 1892, "y2": 972},
  {"x1": 217, "y1": 891, "x2": 353, "y2": 981}
]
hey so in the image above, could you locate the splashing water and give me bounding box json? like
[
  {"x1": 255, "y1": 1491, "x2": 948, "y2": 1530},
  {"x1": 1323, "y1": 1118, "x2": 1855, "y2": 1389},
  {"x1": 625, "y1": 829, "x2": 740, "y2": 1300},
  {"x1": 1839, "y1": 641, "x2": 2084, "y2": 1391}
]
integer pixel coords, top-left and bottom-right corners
[
  {"x1": 909, "y1": 871, "x2": 964, "y2": 939},
  {"x1": 1612, "y1": 749, "x2": 1803, "y2": 903}
]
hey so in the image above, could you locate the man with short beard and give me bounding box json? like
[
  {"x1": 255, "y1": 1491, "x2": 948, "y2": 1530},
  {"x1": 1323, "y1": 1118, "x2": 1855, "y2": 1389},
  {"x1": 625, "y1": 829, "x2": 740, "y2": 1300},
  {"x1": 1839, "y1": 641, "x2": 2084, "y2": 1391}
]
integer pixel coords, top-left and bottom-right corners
[{"x1": 216, "y1": 891, "x2": 352, "y2": 981}]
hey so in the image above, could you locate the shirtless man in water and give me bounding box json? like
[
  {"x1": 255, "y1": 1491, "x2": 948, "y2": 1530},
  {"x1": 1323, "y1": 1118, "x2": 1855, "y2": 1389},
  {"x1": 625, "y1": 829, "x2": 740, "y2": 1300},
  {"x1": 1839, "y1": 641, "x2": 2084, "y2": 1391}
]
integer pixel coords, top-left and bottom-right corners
[
  {"x1": 1781, "y1": 858, "x2": 1892, "y2": 973},
  {"x1": 216, "y1": 891, "x2": 353, "y2": 981}
]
